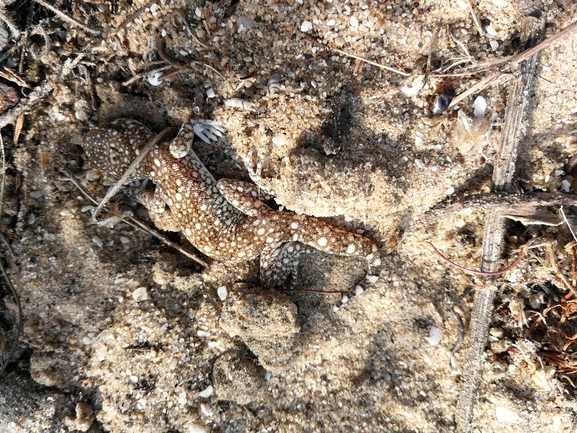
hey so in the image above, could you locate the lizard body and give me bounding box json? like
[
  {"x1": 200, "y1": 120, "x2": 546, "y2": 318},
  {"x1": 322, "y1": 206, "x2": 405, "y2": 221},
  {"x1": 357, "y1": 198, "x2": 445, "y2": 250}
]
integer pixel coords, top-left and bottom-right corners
[{"x1": 84, "y1": 119, "x2": 380, "y2": 287}]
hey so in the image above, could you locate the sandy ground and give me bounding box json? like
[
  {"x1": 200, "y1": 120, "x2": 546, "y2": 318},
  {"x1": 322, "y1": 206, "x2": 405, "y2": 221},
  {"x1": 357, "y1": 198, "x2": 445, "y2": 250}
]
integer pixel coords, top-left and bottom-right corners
[{"x1": 1, "y1": 0, "x2": 577, "y2": 432}]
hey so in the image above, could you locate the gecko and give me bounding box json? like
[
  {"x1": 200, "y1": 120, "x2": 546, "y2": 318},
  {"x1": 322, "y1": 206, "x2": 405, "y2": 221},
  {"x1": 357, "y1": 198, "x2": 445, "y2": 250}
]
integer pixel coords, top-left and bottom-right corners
[{"x1": 83, "y1": 118, "x2": 381, "y2": 289}]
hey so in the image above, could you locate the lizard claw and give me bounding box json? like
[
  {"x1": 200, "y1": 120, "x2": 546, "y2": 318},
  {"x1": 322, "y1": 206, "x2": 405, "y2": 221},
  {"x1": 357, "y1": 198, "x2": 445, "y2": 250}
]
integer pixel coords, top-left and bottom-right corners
[{"x1": 194, "y1": 120, "x2": 224, "y2": 144}]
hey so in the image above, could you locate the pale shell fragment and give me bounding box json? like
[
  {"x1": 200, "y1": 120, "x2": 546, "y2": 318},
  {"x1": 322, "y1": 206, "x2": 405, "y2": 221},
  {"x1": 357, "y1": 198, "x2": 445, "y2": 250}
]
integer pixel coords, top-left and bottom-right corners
[
  {"x1": 301, "y1": 21, "x2": 312, "y2": 32},
  {"x1": 198, "y1": 385, "x2": 214, "y2": 398},
  {"x1": 425, "y1": 327, "x2": 441, "y2": 345},
  {"x1": 147, "y1": 71, "x2": 163, "y2": 86},
  {"x1": 485, "y1": 24, "x2": 497, "y2": 36},
  {"x1": 132, "y1": 287, "x2": 149, "y2": 302},
  {"x1": 217, "y1": 286, "x2": 228, "y2": 301},
  {"x1": 272, "y1": 134, "x2": 288, "y2": 146},
  {"x1": 401, "y1": 75, "x2": 425, "y2": 97},
  {"x1": 495, "y1": 407, "x2": 520, "y2": 423},
  {"x1": 473, "y1": 96, "x2": 487, "y2": 118}
]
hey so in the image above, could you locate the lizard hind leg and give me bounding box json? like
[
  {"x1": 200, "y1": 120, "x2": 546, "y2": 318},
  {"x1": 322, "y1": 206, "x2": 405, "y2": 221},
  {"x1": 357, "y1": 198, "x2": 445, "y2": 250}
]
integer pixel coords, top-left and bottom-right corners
[{"x1": 260, "y1": 242, "x2": 302, "y2": 289}]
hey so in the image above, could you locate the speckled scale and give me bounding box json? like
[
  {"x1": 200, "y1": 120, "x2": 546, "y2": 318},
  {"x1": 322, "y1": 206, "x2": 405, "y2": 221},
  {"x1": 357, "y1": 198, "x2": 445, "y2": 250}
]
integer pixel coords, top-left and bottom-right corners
[{"x1": 83, "y1": 118, "x2": 381, "y2": 288}]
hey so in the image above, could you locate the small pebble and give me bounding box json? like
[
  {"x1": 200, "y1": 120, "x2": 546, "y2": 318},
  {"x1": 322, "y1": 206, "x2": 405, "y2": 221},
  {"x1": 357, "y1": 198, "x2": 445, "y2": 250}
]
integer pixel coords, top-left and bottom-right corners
[
  {"x1": 414, "y1": 132, "x2": 424, "y2": 147},
  {"x1": 197, "y1": 330, "x2": 210, "y2": 337},
  {"x1": 485, "y1": 24, "x2": 497, "y2": 36},
  {"x1": 495, "y1": 407, "x2": 520, "y2": 423},
  {"x1": 200, "y1": 403, "x2": 213, "y2": 417},
  {"x1": 129, "y1": 375, "x2": 139, "y2": 383},
  {"x1": 92, "y1": 236, "x2": 103, "y2": 248},
  {"x1": 473, "y1": 96, "x2": 487, "y2": 118},
  {"x1": 354, "y1": 285, "x2": 364, "y2": 296},
  {"x1": 206, "y1": 88, "x2": 215, "y2": 98},
  {"x1": 189, "y1": 424, "x2": 209, "y2": 433},
  {"x1": 198, "y1": 385, "x2": 213, "y2": 398},
  {"x1": 132, "y1": 287, "x2": 149, "y2": 302},
  {"x1": 326, "y1": 19, "x2": 336, "y2": 26},
  {"x1": 492, "y1": 0, "x2": 509, "y2": 6},
  {"x1": 217, "y1": 286, "x2": 228, "y2": 301},
  {"x1": 425, "y1": 327, "x2": 441, "y2": 346},
  {"x1": 490, "y1": 40, "x2": 499, "y2": 51},
  {"x1": 301, "y1": 21, "x2": 312, "y2": 32},
  {"x1": 120, "y1": 236, "x2": 130, "y2": 244},
  {"x1": 350, "y1": 16, "x2": 359, "y2": 28},
  {"x1": 334, "y1": 36, "x2": 346, "y2": 47},
  {"x1": 444, "y1": 187, "x2": 455, "y2": 196},
  {"x1": 272, "y1": 134, "x2": 288, "y2": 146}
]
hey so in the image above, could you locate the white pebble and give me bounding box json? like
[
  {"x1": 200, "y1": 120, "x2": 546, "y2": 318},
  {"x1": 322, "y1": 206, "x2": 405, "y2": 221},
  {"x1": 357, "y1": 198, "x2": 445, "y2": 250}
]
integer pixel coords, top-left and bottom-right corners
[
  {"x1": 92, "y1": 236, "x2": 103, "y2": 248},
  {"x1": 200, "y1": 403, "x2": 213, "y2": 417},
  {"x1": 206, "y1": 88, "x2": 215, "y2": 98},
  {"x1": 301, "y1": 21, "x2": 312, "y2": 32},
  {"x1": 265, "y1": 371, "x2": 272, "y2": 381},
  {"x1": 425, "y1": 327, "x2": 441, "y2": 346},
  {"x1": 197, "y1": 330, "x2": 210, "y2": 337},
  {"x1": 198, "y1": 385, "x2": 214, "y2": 398},
  {"x1": 326, "y1": 19, "x2": 336, "y2": 26},
  {"x1": 178, "y1": 391, "x2": 188, "y2": 405},
  {"x1": 491, "y1": 0, "x2": 509, "y2": 6},
  {"x1": 414, "y1": 159, "x2": 424, "y2": 169},
  {"x1": 456, "y1": 0, "x2": 469, "y2": 9},
  {"x1": 132, "y1": 287, "x2": 149, "y2": 302},
  {"x1": 129, "y1": 375, "x2": 139, "y2": 383},
  {"x1": 195, "y1": 7, "x2": 202, "y2": 18},
  {"x1": 473, "y1": 96, "x2": 487, "y2": 118},
  {"x1": 495, "y1": 407, "x2": 520, "y2": 423},
  {"x1": 561, "y1": 179, "x2": 571, "y2": 192},
  {"x1": 82, "y1": 336, "x2": 92, "y2": 345},
  {"x1": 415, "y1": 132, "x2": 424, "y2": 147},
  {"x1": 350, "y1": 16, "x2": 359, "y2": 28},
  {"x1": 485, "y1": 24, "x2": 497, "y2": 36},
  {"x1": 445, "y1": 187, "x2": 455, "y2": 196},
  {"x1": 490, "y1": 40, "x2": 499, "y2": 51},
  {"x1": 189, "y1": 424, "x2": 209, "y2": 433},
  {"x1": 401, "y1": 75, "x2": 425, "y2": 97},
  {"x1": 149, "y1": 3, "x2": 158, "y2": 13},
  {"x1": 272, "y1": 134, "x2": 288, "y2": 146},
  {"x1": 355, "y1": 285, "x2": 364, "y2": 296},
  {"x1": 161, "y1": 29, "x2": 167, "y2": 37},
  {"x1": 217, "y1": 286, "x2": 228, "y2": 301}
]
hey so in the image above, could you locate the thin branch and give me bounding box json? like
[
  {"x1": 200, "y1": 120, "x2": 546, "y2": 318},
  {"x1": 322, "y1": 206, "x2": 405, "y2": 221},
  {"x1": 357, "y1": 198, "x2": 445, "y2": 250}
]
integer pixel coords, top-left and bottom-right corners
[
  {"x1": 62, "y1": 171, "x2": 208, "y2": 267},
  {"x1": 427, "y1": 240, "x2": 530, "y2": 277},
  {"x1": 33, "y1": 0, "x2": 101, "y2": 36},
  {"x1": 332, "y1": 49, "x2": 411, "y2": 77},
  {"x1": 92, "y1": 127, "x2": 174, "y2": 220}
]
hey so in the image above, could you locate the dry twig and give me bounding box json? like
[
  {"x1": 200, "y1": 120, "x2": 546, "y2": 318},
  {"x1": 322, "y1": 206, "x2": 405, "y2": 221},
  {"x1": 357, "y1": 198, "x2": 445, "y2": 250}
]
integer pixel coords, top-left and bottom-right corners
[
  {"x1": 62, "y1": 171, "x2": 208, "y2": 267},
  {"x1": 32, "y1": 0, "x2": 101, "y2": 36},
  {"x1": 455, "y1": 14, "x2": 546, "y2": 431}
]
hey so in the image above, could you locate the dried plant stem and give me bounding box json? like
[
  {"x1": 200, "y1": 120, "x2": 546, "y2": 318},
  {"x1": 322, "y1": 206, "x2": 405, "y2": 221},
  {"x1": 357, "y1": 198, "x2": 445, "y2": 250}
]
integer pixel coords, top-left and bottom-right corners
[
  {"x1": 456, "y1": 14, "x2": 545, "y2": 431},
  {"x1": 63, "y1": 171, "x2": 208, "y2": 267},
  {"x1": 332, "y1": 49, "x2": 411, "y2": 77},
  {"x1": 33, "y1": 0, "x2": 101, "y2": 35},
  {"x1": 427, "y1": 241, "x2": 529, "y2": 277},
  {"x1": 92, "y1": 127, "x2": 174, "y2": 220}
]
